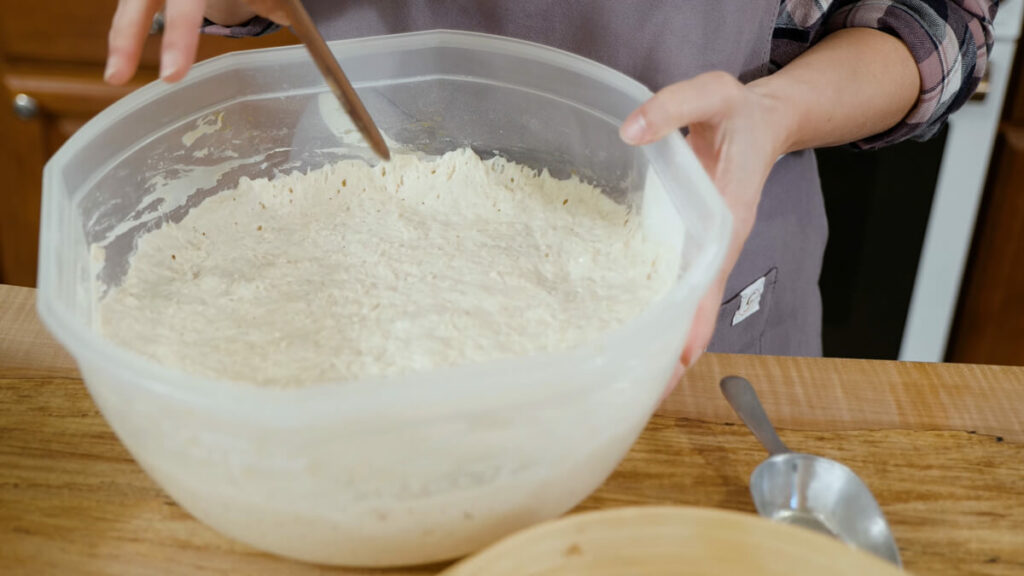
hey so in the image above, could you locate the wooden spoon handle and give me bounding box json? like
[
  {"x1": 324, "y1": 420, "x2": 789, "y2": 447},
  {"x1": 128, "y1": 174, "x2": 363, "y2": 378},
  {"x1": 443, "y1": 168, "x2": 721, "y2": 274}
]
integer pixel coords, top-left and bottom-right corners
[{"x1": 280, "y1": 0, "x2": 391, "y2": 161}]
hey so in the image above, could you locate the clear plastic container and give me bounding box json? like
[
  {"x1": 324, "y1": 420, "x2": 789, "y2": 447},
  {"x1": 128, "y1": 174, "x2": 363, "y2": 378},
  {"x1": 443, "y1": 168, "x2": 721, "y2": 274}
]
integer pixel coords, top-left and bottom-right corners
[{"x1": 37, "y1": 31, "x2": 730, "y2": 566}]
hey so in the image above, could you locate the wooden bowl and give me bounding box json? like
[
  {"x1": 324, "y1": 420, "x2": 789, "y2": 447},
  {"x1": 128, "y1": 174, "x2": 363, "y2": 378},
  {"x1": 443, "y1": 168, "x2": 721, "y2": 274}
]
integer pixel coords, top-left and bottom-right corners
[{"x1": 440, "y1": 506, "x2": 905, "y2": 575}]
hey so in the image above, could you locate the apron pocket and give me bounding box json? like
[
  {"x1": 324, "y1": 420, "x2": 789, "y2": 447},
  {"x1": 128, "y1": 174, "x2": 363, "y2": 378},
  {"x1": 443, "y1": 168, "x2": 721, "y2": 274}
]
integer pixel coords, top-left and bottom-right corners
[{"x1": 708, "y1": 267, "x2": 778, "y2": 354}]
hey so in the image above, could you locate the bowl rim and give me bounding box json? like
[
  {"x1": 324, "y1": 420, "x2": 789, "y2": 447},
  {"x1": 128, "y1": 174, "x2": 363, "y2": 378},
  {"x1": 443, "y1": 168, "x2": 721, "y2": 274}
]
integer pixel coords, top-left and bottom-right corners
[{"x1": 37, "y1": 30, "x2": 731, "y2": 423}]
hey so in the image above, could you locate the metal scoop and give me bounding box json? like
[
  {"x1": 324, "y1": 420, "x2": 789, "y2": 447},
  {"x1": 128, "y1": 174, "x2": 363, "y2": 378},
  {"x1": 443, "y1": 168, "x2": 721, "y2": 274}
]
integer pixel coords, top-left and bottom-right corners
[{"x1": 720, "y1": 375, "x2": 902, "y2": 567}]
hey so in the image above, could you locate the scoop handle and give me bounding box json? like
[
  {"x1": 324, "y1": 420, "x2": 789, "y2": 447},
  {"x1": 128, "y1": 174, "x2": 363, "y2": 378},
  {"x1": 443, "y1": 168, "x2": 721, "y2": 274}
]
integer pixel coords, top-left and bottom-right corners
[{"x1": 720, "y1": 376, "x2": 790, "y2": 456}]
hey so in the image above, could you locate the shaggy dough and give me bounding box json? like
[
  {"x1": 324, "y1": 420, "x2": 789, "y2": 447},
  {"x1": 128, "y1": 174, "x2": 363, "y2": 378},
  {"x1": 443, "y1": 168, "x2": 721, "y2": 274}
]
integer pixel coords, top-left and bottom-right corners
[{"x1": 98, "y1": 148, "x2": 678, "y2": 386}]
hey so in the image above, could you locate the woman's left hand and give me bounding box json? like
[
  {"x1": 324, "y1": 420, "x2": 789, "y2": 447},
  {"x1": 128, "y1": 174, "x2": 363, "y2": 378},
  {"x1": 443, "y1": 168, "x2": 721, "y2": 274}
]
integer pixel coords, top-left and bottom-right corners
[{"x1": 620, "y1": 71, "x2": 792, "y2": 393}]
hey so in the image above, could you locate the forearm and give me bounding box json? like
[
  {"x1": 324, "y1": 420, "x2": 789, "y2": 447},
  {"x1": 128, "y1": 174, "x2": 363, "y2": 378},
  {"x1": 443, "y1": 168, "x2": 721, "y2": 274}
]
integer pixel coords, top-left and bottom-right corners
[
  {"x1": 753, "y1": 27, "x2": 920, "y2": 154},
  {"x1": 205, "y1": 0, "x2": 257, "y2": 26}
]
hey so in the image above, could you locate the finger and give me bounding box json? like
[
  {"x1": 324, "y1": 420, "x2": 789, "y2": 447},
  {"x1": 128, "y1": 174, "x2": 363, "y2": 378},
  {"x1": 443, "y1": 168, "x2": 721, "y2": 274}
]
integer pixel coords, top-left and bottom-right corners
[
  {"x1": 681, "y1": 208, "x2": 758, "y2": 367},
  {"x1": 620, "y1": 71, "x2": 742, "y2": 145},
  {"x1": 106, "y1": 0, "x2": 162, "y2": 85},
  {"x1": 661, "y1": 361, "x2": 686, "y2": 402},
  {"x1": 681, "y1": 281, "x2": 722, "y2": 367},
  {"x1": 161, "y1": 0, "x2": 208, "y2": 82},
  {"x1": 680, "y1": 206, "x2": 758, "y2": 367}
]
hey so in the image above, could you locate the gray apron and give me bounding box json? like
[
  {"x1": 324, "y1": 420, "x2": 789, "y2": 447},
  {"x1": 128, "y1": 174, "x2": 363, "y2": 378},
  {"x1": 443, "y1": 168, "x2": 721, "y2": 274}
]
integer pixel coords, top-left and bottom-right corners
[{"x1": 307, "y1": 0, "x2": 827, "y2": 357}]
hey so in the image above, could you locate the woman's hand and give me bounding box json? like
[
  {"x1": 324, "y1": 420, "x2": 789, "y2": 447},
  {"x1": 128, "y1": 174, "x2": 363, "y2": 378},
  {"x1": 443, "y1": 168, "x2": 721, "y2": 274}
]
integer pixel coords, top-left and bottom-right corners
[
  {"x1": 623, "y1": 29, "x2": 919, "y2": 399},
  {"x1": 620, "y1": 71, "x2": 792, "y2": 384},
  {"x1": 105, "y1": 0, "x2": 289, "y2": 85}
]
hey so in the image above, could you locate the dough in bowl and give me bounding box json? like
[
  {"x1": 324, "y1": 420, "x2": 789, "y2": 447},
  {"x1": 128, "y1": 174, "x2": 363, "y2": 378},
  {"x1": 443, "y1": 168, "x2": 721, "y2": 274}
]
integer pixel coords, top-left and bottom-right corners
[{"x1": 97, "y1": 148, "x2": 679, "y2": 386}]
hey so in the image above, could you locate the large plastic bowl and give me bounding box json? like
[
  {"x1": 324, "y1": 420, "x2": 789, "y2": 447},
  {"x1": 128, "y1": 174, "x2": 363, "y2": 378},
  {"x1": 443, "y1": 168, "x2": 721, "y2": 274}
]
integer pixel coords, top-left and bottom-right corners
[{"x1": 37, "y1": 31, "x2": 730, "y2": 566}]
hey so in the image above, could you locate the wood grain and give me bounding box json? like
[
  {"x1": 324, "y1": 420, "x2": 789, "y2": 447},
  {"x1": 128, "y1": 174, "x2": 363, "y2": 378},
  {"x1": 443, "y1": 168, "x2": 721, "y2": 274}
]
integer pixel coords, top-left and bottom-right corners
[
  {"x1": 588, "y1": 418, "x2": 1024, "y2": 576},
  {"x1": 1, "y1": 378, "x2": 1022, "y2": 576},
  {"x1": 440, "y1": 507, "x2": 904, "y2": 576},
  {"x1": 3, "y1": 284, "x2": 1024, "y2": 574},
  {"x1": 0, "y1": 285, "x2": 76, "y2": 379},
  {"x1": 949, "y1": 126, "x2": 1024, "y2": 365},
  {"x1": 666, "y1": 353, "x2": 1024, "y2": 442}
]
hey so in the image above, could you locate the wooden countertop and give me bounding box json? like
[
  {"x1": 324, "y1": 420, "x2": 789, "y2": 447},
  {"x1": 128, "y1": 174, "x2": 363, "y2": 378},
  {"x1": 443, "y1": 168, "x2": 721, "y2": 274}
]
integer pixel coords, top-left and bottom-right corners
[{"x1": 2, "y1": 284, "x2": 1022, "y2": 575}]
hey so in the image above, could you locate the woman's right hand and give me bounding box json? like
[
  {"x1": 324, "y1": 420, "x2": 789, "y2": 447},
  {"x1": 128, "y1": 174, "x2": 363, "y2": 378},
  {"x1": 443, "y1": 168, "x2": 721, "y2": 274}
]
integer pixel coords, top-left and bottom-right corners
[{"x1": 105, "y1": 0, "x2": 289, "y2": 85}]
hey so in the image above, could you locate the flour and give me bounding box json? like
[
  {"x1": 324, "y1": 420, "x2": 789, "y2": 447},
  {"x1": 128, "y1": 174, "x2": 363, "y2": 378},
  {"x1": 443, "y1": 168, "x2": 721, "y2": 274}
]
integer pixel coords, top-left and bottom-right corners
[{"x1": 97, "y1": 148, "x2": 679, "y2": 386}]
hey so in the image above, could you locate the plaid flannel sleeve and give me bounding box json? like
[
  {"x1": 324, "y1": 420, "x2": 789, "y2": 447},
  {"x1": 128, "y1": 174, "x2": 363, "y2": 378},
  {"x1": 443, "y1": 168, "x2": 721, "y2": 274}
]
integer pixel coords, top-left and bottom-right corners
[
  {"x1": 201, "y1": 17, "x2": 280, "y2": 38},
  {"x1": 774, "y1": 0, "x2": 999, "y2": 149}
]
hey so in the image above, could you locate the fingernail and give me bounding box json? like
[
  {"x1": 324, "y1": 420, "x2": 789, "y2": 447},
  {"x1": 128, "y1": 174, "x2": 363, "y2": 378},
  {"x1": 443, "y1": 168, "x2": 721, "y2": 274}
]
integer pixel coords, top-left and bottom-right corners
[
  {"x1": 104, "y1": 57, "x2": 119, "y2": 83},
  {"x1": 160, "y1": 52, "x2": 182, "y2": 81},
  {"x1": 620, "y1": 114, "x2": 647, "y2": 145},
  {"x1": 682, "y1": 347, "x2": 706, "y2": 369}
]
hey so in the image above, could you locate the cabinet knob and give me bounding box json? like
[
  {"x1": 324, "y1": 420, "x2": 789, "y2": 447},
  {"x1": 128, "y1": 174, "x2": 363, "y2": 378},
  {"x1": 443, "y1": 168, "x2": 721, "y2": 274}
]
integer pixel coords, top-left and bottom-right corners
[{"x1": 12, "y1": 93, "x2": 39, "y2": 119}]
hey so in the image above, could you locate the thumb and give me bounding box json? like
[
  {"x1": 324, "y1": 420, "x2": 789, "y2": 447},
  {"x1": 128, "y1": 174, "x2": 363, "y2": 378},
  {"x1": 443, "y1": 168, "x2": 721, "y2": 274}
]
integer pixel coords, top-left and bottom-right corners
[
  {"x1": 619, "y1": 71, "x2": 743, "y2": 145},
  {"x1": 681, "y1": 277, "x2": 725, "y2": 367},
  {"x1": 661, "y1": 360, "x2": 686, "y2": 402}
]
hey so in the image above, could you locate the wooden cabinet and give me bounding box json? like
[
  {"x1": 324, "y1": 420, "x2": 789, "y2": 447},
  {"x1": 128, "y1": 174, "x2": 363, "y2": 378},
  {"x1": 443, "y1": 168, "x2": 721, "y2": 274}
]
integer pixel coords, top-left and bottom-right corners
[
  {"x1": 0, "y1": 0, "x2": 296, "y2": 286},
  {"x1": 949, "y1": 127, "x2": 1024, "y2": 364},
  {"x1": 0, "y1": 60, "x2": 149, "y2": 287},
  {"x1": 949, "y1": 38, "x2": 1024, "y2": 365}
]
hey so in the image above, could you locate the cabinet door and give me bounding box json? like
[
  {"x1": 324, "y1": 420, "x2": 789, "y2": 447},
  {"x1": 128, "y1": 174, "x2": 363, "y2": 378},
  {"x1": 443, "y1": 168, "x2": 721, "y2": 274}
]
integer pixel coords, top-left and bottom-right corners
[
  {"x1": 0, "y1": 61, "x2": 151, "y2": 286},
  {"x1": 0, "y1": 1, "x2": 297, "y2": 286},
  {"x1": 0, "y1": 0, "x2": 297, "y2": 67},
  {"x1": 949, "y1": 126, "x2": 1024, "y2": 365},
  {"x1": 0, "y1": 60, "x2": 44, "y2": 287}
]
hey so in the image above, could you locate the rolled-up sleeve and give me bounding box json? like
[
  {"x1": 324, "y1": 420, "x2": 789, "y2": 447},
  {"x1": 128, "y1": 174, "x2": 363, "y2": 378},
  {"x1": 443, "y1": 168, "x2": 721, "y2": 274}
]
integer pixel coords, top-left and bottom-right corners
[
  {"x1": 201, "y1": 17, "x2": 280, "y2": 38},
  {"x1": 774, "y1": 0, "x2": 999, "y2": 149}
]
